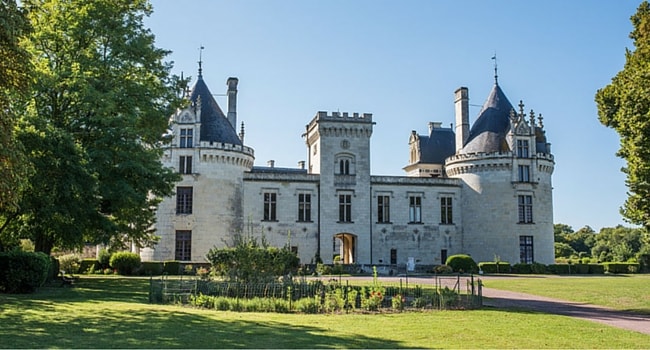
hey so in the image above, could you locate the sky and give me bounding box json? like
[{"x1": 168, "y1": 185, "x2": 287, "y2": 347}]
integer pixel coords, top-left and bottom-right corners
[{"x1": 145, "y1": 0, "x2": 642, "y2": 232}]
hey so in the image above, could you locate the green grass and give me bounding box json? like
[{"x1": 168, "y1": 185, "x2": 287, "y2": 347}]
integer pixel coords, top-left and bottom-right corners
[
  {"x1": 483, "y1": 274, "x2": 650, "y2": 314},
  {"x1": 0, "y1": 276, "x2": 648, "y2": 349}
]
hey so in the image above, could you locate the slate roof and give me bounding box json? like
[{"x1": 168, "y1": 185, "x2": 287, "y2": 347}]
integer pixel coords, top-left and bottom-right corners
[
  {"x1": 189, "y1": 76, "x2": 242, "y2": 145},
  {"x1": 250, "y1": 166, "x2": 308, "y2": 174},
  {"x1": 535, "y1": 127, "x2": 549, "y2": 154},
  {"x1": 462, "y1": 84, "x2": 514, "y2": 154},
  {"x1": 418, "y1": 127, "x2": 456, "y2": 164}
]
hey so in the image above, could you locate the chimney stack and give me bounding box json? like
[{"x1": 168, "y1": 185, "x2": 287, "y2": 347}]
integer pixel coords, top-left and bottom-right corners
[
  {"x1": 298, "y1": 160, "x2": 305, "y2": 169},
  {"x1": 267, "y1": 160, "x2": 275, "y2": 168},
  {"x1": 454, "y1": 87, "x2": 469, "y2": 152},
  {"x1": 227, "y1": 77, "x2": 238, "y2": 129}
]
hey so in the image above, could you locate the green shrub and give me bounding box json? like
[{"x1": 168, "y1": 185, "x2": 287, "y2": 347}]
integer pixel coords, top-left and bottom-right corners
[
  {"x1": 572, "y1": 263, "x2": 590, "y2": 274},
  {"x1": 79, "y1": 259, "x2": 100, "y2": 274},
  {"x1": 602, "y1": 262, "x2": 640, "y2": 274},
  {"x1": 547, "y1": 264, "x2": 573, "y2": 274},
  {"x1": 109, "y1": 252, "x2": 141, "y2": 275},
  {"x1": 294, "y1": 297, "x2": 322, "y2": 314},
  {"x1": 433, "y1": 264, "x2": 453, "y2": 274},
  {"x1": 587, "y1": 264, "x2": 605, "y2": 274},
  {"x1": 530, "y1": 262, "x2": 547, "y2": 274},
  {"x1": 58, "y1": 254, "x2": 81, "y2": 274},
  {"x1": 97, "y1": 249, "x2": 112, "y2": 268},
  {"x1": 511, "y1": 263, "x2": 532, "y2": 274},
  {"x1": 445, "y1": 254, "x2": 478, "y2": 273},
  {"x1": 0, "y1": 251, "x2": 51, "y2": 293},
  {"x1": 163, "y1": 261, "x2": 181, "y2": 275},
  {"x1": 478, "y1": 262, "x2": 511, "y2": 274},
  {"x1": 139, "y1": 261, "x2": 164, "y2": 276}
]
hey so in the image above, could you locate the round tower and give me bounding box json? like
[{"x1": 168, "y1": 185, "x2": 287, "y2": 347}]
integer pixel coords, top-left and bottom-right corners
[{"x1": 445, "y1": 83, "x2": 555, "y2": 265}]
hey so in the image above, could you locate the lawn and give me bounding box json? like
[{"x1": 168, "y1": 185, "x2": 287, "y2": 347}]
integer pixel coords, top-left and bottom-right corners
[
  {"x1": 0, "y1": 276, "x2": 648, "y2": 349},
  {"x1": 483, "y1": 274, "x2": 650, "y2": 314}
]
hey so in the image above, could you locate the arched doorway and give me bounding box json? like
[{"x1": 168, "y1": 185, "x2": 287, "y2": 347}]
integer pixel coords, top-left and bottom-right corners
[{"x1": 334, "y1": 232, "x2": 356, "y2": 264}]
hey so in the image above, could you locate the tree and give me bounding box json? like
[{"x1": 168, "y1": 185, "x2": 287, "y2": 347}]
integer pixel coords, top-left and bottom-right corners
[
  {"x1": 0, "y1": 0, "x2": 32, "y2": 216},
  {"x1": 3, "y1": 0, "x2": 184, "y2": 254},
  {"x1": 596, "y1": 1, "x2": 650, "y2": 229},
  {"x1": 591, "y1": 225, "x2": 646, "y2": 262}
]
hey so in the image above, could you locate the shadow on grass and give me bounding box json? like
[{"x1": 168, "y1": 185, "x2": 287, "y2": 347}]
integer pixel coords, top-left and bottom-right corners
[{"x1": 0, "y1": 277, "x2": 416, "y2": 349}]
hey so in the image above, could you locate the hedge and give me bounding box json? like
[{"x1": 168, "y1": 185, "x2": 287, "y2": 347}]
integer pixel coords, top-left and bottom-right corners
[
  {"x1": 139, "y1": 261, "x2": 164, "y2": 276},
  {"x1": 445, "y1": 254, "x2": 478, "y2": 273},
  {"x1": 478, "y1": 262, "x2": 511, "y2": 274},
  {"x1": 79, "y1": 259, "x2": 100, "y2": 274},
  {"x1": 0, "y1": 251, "x2": 51, "y2": 293},
  {"x1": 163, "y1": 261, "x2": 181, "y2": 275},
  {"x1": 109, "y1": 252, "x2": 141, "y2": 275},
  {"x1": 602, "y1": 262, "x2": 640, "y2": 274}
]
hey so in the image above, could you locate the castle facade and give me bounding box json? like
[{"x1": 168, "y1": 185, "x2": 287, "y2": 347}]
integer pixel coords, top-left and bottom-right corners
[{"x1": 141, "y1": 70, "x2": 555, "y2": 268}]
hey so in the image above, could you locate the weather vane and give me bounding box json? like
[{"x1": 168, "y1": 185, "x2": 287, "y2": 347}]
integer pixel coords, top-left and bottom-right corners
[{"x1": 491, "y1": 52, "x2": 498, "y2": 85}]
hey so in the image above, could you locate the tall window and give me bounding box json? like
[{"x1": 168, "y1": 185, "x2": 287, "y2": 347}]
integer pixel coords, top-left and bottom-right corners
[
  {"x1": 520, "y1": 235, "x2": 534, "y2": 263},
  {"x1": 179, "y1": 156, "x2": 192, "y2": 174},
  {"x1": 518, "y1": 195, "x2": 533, "y2": 223},
  {"x1": 176, "y1": 187, "x2": 193, "y2": 214},
  {"x1": 263, "y1": 192, "x2": 277, "y2": 221},
  {"x1": 440, "y1": 197, "x2": 453, "y2": 224},
  {"x1": 409, "y1": 196, "x2": 422, "y2": 223},
  {"x1": 180, "y1": 128, "x2": 193, "y2": 148},
  {"x1": 298, "y1": 193, "x2": 311, "y2": 222},
  {"x1": 338, "y1": 194, "x2": 352, "y2": 222},
  {"x1": 516, "y1": 139, "x2": 529, "y2": 158},
  {"x1": 377, "y1": 195, "x2": 390, "y2": 223},
  {"x1": 339, "y1": 159, "x2": 350, "y2": 175},
  {"x1": 518, "y1": 165, "x2": 530, "y2": 182},
  {"x1": 390, "y1": 249, "x2": 397, "y2": 265},
  {"x1": 175, "y1": 230, "x2": 192, "y2": 261}
]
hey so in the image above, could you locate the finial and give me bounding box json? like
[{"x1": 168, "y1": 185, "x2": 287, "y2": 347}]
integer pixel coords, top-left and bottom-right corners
[
  {"x1": 518, "y1": 100, "x2": 525, "y2": 117},
  {"x1": 491, "y1": 53, "x2": 498, "y2": 85},
  {"x1": 198, "y1": 45, "x2": 204, "y2": 78},
  {"x1": 239, "y1": 121, "x2": 245, "y2": 143},
  {"x1": 538, "y1": 113, "x2": 544, "y2": 128},
  {"x1": 529, "y1": 109, "x2": 536, "y2": 127}
]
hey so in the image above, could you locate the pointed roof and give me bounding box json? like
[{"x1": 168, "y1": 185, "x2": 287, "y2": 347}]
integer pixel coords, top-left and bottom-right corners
[
  {"x1": 189, "y1": 76, "x2": 242, "y2": 145},
  {"x1": 461, "y1": 84, "x2": 514, "y2": 154},
  {"x1": 418, "y1": 125, "x2": 456, "y2": 164}
]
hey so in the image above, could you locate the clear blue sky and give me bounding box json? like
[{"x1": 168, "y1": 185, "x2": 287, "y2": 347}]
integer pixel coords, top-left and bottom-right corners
[{"x1": 146, "y1": 0, "x2": 642, "y2": 232}]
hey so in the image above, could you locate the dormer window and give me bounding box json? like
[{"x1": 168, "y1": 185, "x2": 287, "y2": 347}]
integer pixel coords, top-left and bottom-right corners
[
  {"x1": 180, "y1": 128, "x2": 193, "y2": 148},
  {"x1": 516, "y1": 140, "x2": 529, "y2": 158}
]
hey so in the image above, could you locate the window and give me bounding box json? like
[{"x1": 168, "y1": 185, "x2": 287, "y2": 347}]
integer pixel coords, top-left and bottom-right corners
[
  {"x1": 409, "y1": 196, "x2": 422, "y2": 223},
  {"x1": 518, "y1": 165, "x2": 530, "y2": 182},
  {"x1": 441, "y1": 249, "x2": 448, "y2": 265},
  {"x1": 175, "y1": 230, "x2": 192, "y2": 261},
  {"x1": 440, "y1": 197, "x2": 453, "y2": 224},
  {"x1": 180, "y1": 128, "x2": 193, "y2": 148},
  {"x1": 516, "y1": 139, "x2": 529, "y2": 158},
  {"x1": 338, "y1": 194, "x2": 352, "y2": 222},
  {"x1": 377, "y1": 195, "x2": 390, "y2": 223},
  {"x1": 176, "y1": 187, "x2": 193, "y2": 214},
  {"x1": 291, "y1": 246, "x2": 298, "y2": 255},
  {"x1": 518, "y1": 195, "x2": 533, "y2": 223},
  {"x1": 263, "y1": 192, "x2": 277, "y2": 221},
  {"x1": 298, "y1": 193, "x2": 311, "y2": 222},
  {"x1": 339, "y1": 159, "x2": 350, "y2": 175},
  {"x1": 520, "y1": 235, "x2": 534, "y2": 263},
  {"x1": 390, "y1": 249, "x2": 397, "y2": 265},
  {"x1": 179, "y1": 156, "x2": 192, "y2": 174}
]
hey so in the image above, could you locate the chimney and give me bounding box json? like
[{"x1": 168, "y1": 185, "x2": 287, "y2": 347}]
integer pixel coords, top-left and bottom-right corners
[
  {"x1": 454, "y1": 87, "x2": 469, "y2": 152},
  {"x1": 227, "y1": 77, "x2": 238, "y2": 129},
  {"x1": 428, "y1": 122, "x2": 442, "y2": 134},
  {"x1": 267, "y1": 160, "x2": 275, "y2": 168},
  {"x1": 298, "y1": 160, "x2": 305, "y2": 169}
]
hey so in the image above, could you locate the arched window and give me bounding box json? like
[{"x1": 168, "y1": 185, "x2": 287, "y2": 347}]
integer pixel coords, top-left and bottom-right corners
[{"x1": 339, "y1": 159, "x2": 350, "y2": 175}]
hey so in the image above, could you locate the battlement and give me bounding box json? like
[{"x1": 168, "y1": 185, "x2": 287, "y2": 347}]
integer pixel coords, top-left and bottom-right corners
[{"x1": 313, "y1": 111, "x2": 373, "y2": 123}]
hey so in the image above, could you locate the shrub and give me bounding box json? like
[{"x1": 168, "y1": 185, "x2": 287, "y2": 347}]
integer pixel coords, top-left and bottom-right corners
[
  {"x1": 511, "y1": 263, "x2": 532, "y2": 274},
  {"x1": 478, "y1": 262, "x2": 511, "y2": 274},
  {"x1": 58, "y1": 254, "x2": 81, "y2": 274},
  {"x1": 79, "y1": 259, "x2": 100, "y2": 274},
  {"x1": 294, "y1": 297, "x2": 322, "y2": 314},
  {"x1": 530, "y1": 262, "x2": 547, "y2": 274},
  {"x1": 433, "y1": 264, "x2": 453, "y2": 274},
  {"x1": 588, "y1": 264, "x2": 605, "y2": 274},
  {"x1": 163, "y1": 261, "x2": 181, "y2": 275},
  {"x1": 97, "y1": 249, "x2": 112, "y2": 269},
  {"x1": 139, "y1": 261, "x2": 164, "y2": 276},
  {"x1": 602, "y1": 262, "x2": 640, "y2": 274},
  {"x1": 445, "y1": 254, "x2": 478, "y2": 273},
  {"x1": 0, "y1": 251, "x2": 51, "y2": 293},
  {"x1": 109, "y1": 252, "x2": 141, "y2": 275}
]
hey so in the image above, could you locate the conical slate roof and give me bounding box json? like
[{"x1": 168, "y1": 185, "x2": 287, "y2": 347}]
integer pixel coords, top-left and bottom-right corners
[
  {"x1": 418, "y1": 126, "x2": 456, "y2": 164},
  {"x1": 189, "y1": 76, "x2": 242, "y2": 145},
  {"x1": 462, "y1": 84, "x2": 514, "y2": 154}
]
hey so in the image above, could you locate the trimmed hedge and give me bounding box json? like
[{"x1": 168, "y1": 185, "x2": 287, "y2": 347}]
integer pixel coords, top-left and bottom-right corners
[
  {"x1": 163, "y1": 261, "x2": 181, "y2": 275},
  {"x1": 602, "y1": 262, "x2": 640, "y2": 273},
  {"x1": 79, "y1": 259, "x2": 100, "y2": 274},
  {"x1": 588, "y1": 264, "x2": 605, "y2": 274},
  {"x1": 109, "y1": 252, "x2": 141, "y2": 275},
  {"x1": 445, "y1": 254, "x2": 478, "y2": 273},
  {"x1": 0, "y1": 251, "x2": 51, "y2": 293},
  {"x1": 478, "y1": 262, "x2": 511, "y2": 274},
  {"x1": 139, "y1": 261, "x2": 164, "y2": 276}
]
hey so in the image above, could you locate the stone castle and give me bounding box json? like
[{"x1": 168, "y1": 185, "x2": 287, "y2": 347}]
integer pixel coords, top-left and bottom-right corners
[{"x1": 140, "y1": 67, "x2": 555, "y2": 269}]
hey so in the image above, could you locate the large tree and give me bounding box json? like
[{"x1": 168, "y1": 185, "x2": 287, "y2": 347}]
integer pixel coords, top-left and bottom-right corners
[
  {"x1": 596, "y1": 1, "x2": 650, "y2": 229},
  {"x1": 0, "y1": 0, "x2": 32, "y2": 215},
  {"x1": 4, "y1": 0, "x2": 183, "y2": 254}
]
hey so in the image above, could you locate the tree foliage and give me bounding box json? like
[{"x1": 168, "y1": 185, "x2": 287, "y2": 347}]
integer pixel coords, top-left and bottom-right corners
[
  {"x1": 0, "y1": 0, "x2": 32, "y2": 215},
  {"x1": 2, "y1": 0, "x2": 184, "y2": 253},
  {"x1": 206, "y1": 234, "x2": 300, "y2": 283},
  {"x1": 596, "y1": 1, "x2": 650, "y2": 229}
]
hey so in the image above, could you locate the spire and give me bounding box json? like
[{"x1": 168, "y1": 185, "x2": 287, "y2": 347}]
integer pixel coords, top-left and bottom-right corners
[
  {"x1": 491, "y1": 53, "x2": 498, "y2": 85},
  {"x1": 198, "y1": 45, "x2": 204, "y2": 78}
]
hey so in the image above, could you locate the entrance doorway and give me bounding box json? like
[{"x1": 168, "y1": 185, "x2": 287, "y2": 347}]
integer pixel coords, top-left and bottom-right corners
[{"x1": 334, "y1": 233, "x2": 355, "y2": 264}]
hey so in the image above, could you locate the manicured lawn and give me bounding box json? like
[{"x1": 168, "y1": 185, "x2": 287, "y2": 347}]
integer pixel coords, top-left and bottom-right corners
[
  {"x1": 483, "y1": 274, "x2": 650, "y2": 314},
  {"x1": 0, "y1": 276, "x2": 648, "y2": 349}
]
